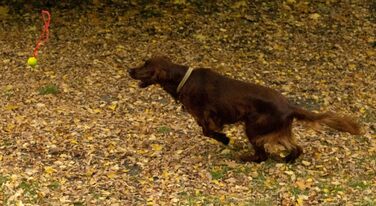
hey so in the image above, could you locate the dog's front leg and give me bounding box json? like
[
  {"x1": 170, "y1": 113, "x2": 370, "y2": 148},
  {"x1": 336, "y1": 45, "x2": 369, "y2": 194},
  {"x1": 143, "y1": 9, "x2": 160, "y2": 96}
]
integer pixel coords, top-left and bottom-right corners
[
  {"x1": 197, "y1": 116, "x2": 229, "y2": 145},
  {"x1": 202, "y1": 128, "x2": 230, "y2": 145}
]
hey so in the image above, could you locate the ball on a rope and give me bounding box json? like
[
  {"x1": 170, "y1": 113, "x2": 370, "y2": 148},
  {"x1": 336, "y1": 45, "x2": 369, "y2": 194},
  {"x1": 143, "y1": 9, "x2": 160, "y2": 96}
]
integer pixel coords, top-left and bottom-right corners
[{"x1": 27, "y1": 57, "x2": 37, "y2": 67}]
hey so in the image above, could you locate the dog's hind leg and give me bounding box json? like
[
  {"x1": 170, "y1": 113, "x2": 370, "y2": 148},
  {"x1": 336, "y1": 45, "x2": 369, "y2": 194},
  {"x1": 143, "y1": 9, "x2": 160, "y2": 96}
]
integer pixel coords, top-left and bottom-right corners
[
  {"x1": 243, "y1": 125, "x2": 268, "y2": 162},
  {"x1": 244, "y1": 115, "x2": 303, "y2": 163},
  {"x1": 276, "y1": 122, "x2": 303, "y2": 163},
  {"x1": 242, "y1": 116, "x2": 275, "y2": 162}
]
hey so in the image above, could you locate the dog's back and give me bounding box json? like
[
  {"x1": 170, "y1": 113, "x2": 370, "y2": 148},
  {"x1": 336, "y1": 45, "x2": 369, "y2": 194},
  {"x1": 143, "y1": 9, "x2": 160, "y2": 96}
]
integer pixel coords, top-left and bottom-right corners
[{"x1": 180, "y1": 68, "x2": 292, "y2": 124}]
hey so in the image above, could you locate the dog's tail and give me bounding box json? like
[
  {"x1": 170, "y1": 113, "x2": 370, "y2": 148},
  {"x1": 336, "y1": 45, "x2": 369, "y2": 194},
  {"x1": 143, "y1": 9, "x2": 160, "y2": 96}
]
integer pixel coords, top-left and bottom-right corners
[{"x1": 291, "y1": 106, "x2": 361, "y2": 135}]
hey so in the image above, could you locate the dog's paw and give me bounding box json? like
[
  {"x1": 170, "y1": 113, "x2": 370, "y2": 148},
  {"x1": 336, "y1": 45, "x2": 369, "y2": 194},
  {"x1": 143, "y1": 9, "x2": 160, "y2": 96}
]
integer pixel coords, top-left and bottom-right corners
[
  {"x1": 213, "y1": 132, "x2": 230, "y2": 145},
  {"x1": 283, "y1": 147, "x2": 303, "y2": 163},
  {"x1": 222, "y1": 137, "x2": 230, "y2": 145}
]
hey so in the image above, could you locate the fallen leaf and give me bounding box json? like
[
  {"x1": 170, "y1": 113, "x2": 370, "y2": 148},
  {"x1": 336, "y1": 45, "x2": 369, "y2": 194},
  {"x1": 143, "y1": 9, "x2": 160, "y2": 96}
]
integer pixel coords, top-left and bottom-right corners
[
  {"x1": 295, "y1": 179, "x2": 307, "y2": 190},
  {"x1": 302, "y1": 160, "x2": 311, "y2": 166},
  {"x1": 231, "y1": 0, "x2": 247, "y2": 9},
  {"x1": 296, "y1": 196, "x2": 304, "y2": 206},
  {"x1": 151, "y1": 144, "x2": 163, "y2": 152},
  {"x1": 193, "y1": 34, "x2": 206, "y2": 42},
  {"x1": 107, "y1": 171, "x2": 117, "y2": 179},
  {"x1": 309, "y1": 13, "x2": 321, "y2": 20},
  {"x1": 4, "y1": 104, "x2": 18, "y2": 111},
  {"x1": 108, "y1": 102, "x2": 118, "y2": 111},
  {"x1": 0, "y1": 6, "x2": 9, "y2": 19},
  {"x1": 173, "y1": 0, "x2": 186, "y2": 5},
  {"x1": 44, "y1": 166, "x2": 56, "y2": 174}
]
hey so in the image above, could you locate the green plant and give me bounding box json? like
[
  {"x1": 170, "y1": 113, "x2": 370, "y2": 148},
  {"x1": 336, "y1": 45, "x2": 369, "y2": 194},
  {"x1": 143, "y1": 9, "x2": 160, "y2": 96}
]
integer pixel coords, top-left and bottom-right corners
[
  {"x1": 348, "y1": 180, "x2": 370, "y2": 190},
  {"x1": 210, "y1": 166, "x2": 229, "y2": 180},
  {"x1": 38, "y1": 84, "x2": 59, "y2": 95},
  {"x1": 157, "y1": 126, "x2": 171, "y2": 134},
  {"x1": 48, "y1": 181, "x2": 60, "y2": 190}
]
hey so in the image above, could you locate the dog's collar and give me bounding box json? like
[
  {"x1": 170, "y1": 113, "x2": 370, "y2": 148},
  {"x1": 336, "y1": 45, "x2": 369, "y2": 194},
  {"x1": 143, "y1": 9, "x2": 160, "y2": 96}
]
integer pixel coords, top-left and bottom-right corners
[{"x1": 177, "y1": 67, "x2": 194, "y2": 93}]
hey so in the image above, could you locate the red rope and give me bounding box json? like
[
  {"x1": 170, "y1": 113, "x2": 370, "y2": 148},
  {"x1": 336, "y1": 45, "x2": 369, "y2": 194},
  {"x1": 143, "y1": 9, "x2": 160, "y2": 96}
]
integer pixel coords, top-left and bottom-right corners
[{"x1": 33, "y1": 10, "x2": 51, "y2": 57}]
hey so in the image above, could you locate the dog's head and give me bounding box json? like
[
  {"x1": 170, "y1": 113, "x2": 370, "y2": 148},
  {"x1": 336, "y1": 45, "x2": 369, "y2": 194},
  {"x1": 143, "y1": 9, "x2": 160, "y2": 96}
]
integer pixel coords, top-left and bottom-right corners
[{"x1": 128, "y1": 56, "x2": 170, "y2": 88}]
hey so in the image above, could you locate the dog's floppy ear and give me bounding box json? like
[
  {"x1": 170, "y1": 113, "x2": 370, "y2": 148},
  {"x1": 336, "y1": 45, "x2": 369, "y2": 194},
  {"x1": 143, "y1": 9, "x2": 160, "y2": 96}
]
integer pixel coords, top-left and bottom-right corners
[{"x1": 152, "y1": 66, "x2": 167, "y2": 81}]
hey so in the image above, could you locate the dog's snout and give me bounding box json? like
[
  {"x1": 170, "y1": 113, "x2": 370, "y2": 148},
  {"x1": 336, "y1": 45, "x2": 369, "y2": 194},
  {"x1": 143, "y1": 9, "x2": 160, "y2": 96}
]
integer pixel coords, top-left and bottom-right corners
[{"x1": 128, "y1": 68, "x2": 135, "y2": 77}]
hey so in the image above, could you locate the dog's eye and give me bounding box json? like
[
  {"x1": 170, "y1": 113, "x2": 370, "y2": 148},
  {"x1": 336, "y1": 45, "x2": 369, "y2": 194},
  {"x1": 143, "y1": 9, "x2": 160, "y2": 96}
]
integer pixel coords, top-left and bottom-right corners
[{"x1": 144, "y1": 60, "x2": 151, "y2": 66}]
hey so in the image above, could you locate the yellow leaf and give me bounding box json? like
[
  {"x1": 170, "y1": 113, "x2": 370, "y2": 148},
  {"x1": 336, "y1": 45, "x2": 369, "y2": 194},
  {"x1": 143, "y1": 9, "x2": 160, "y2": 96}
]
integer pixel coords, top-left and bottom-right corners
[
  {"x1": 4, "y1": 105, "x2": 18, "y2": 111},
  {"x1": 4, "y1": 84, "x2": 13, "y2": 91},
  {"x1": 60, "y1": 178, "x2": 67, "y2": 185},
  {"x1": 220, "y1": 195, "x2": 226, "y2": 202},
  {"x1": 324, "y1": 197, "x2": 333, "y2": 202},
  {"x1": 107, "y1": 171, "x2": 117, "y2": 179},
  {"x1": 279, "y1": 151, "x2": 289, "y2": 158},
  {"x1": 0, "y1": 6, "x2": 9, "y2": 18},
  {"x1": 44, "y1": 166, "x2": 56, "y2": 174},
  {"x1": 173, "y1": 0, "x2": 186, "y2": 4},
  {"x1": 296, "y1": 196, "x2": 304, "y2": 206},
  {"x1": 295, "y1": 180, "x2": 307, "y2": 190},
  {"x1": 195, "y1": 189, "x2": 201, "y2": 195},
  {"x1": 273, "y1": 44, "x2": 284, "y2": 51},
  {"x1": 15, "y1": 115, "x2": 25, "y2": 122},
  {"x1": 302, "y1": 160, "x2": 311, "y2": 166},
  {"x1": 264, "y1": 177, "x2": 274, "y2": 188},
  {"x1": 309, "y1": 13, "x2": 321, "y2": 20},
  {"x1": 16, "y1": 200, "x2": 24, "y2": 206},
  {"x1": 89, "y1": 178, "x2": 97, "y2": 185},
  {"x1": 93, "y1": 108, "x2": 102, "y2": 114},
  {"x1": 5, "y1": 123, "x2": 15, "y2": 132},
  {"x1": 257, "y1": 53, "x2": 268, "y2": 65},
  {"x1": 229, "y1": 138, "x2": 235, "y2": 145},
  {"x1": 70, "y1": 139, "x2": 78, "y2": 144},
  {"x1": 146, "y1": 198, "x2": 154, "y2": 206},
  {"x1": 108, "y1": 102, "x2": 117, "y2": 111},
  {"x1": 285, "y1": 170, "x2": 294, "y2": 175},
  {"x1": 137, "y1": 149, "x2": 148, "y2": 154},
  {"x1": 193, "y1": 34, "x2": 206, "y2": 42},
  {"x1": 359, "y1": 107, "x2": 366, "y2": 113},
  {"x1": 231, "y1": 0, "x2": 247, "y2": 9},
  {"x1": 151, "y1": 144, "x2": 163, "y2": 151},
  {"x1": 144, "y1": 108, "x2": 151, "y2": 114},
  {"x1": 211, "y1": 179, "x2": 220, "y2": 185},
  {"x1": 366, "y1": 50, "x2": 375, "y2": 57},
  {"x1": 85, "y1": 135, "x2": 94, "y2": 141},
  {"x1": 86, "y1": 168, "x2": 95, "y2": 176},
  {"x1": 162, "y1": 170, "x2": 170, "y2": 178},
  {"x1": 348, "y1": 63, "x2": 357, "y2": 70},
  {"x1": 323, "y1": 188, "x2": 330, "y2": 193},
  {"x1": 314, "y1": 152, "x2": 321, "y2": 159},
  {"x1": 296, "y1": 1, "x2": 309, "y2": 13}
]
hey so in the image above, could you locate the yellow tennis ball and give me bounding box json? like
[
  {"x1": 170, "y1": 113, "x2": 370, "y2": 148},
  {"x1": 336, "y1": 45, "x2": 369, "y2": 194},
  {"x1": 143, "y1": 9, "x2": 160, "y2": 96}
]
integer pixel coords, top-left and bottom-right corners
[{"x1": 27, "y1": 57, "x2": 37, "y2": 67}]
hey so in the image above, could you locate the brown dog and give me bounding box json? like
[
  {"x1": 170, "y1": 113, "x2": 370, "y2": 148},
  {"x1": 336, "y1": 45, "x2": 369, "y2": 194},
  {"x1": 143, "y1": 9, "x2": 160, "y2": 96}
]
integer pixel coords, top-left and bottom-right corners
[{"x1": 128, "y1": 56, "x2": 361, "y2": 163}]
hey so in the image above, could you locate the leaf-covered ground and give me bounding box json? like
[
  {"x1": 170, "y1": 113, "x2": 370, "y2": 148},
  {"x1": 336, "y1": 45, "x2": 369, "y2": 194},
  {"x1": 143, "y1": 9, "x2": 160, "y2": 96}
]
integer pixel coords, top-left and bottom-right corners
[{"x1": 0, "y1": 1, "x2": 375, "y2": 205}]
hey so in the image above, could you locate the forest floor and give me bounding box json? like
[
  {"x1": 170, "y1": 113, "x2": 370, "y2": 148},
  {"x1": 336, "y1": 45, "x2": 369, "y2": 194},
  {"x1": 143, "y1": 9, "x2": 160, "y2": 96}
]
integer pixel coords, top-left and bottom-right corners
[{"x1": 0, "y1": 1, "x2": 375, "y2": 205}]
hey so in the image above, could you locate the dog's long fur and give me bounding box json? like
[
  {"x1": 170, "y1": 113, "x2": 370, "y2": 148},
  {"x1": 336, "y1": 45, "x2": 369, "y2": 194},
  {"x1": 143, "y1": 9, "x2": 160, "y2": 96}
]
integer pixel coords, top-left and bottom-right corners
[{"x1": 128, "y1": 56, "x2": 361, "y2": 163}]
